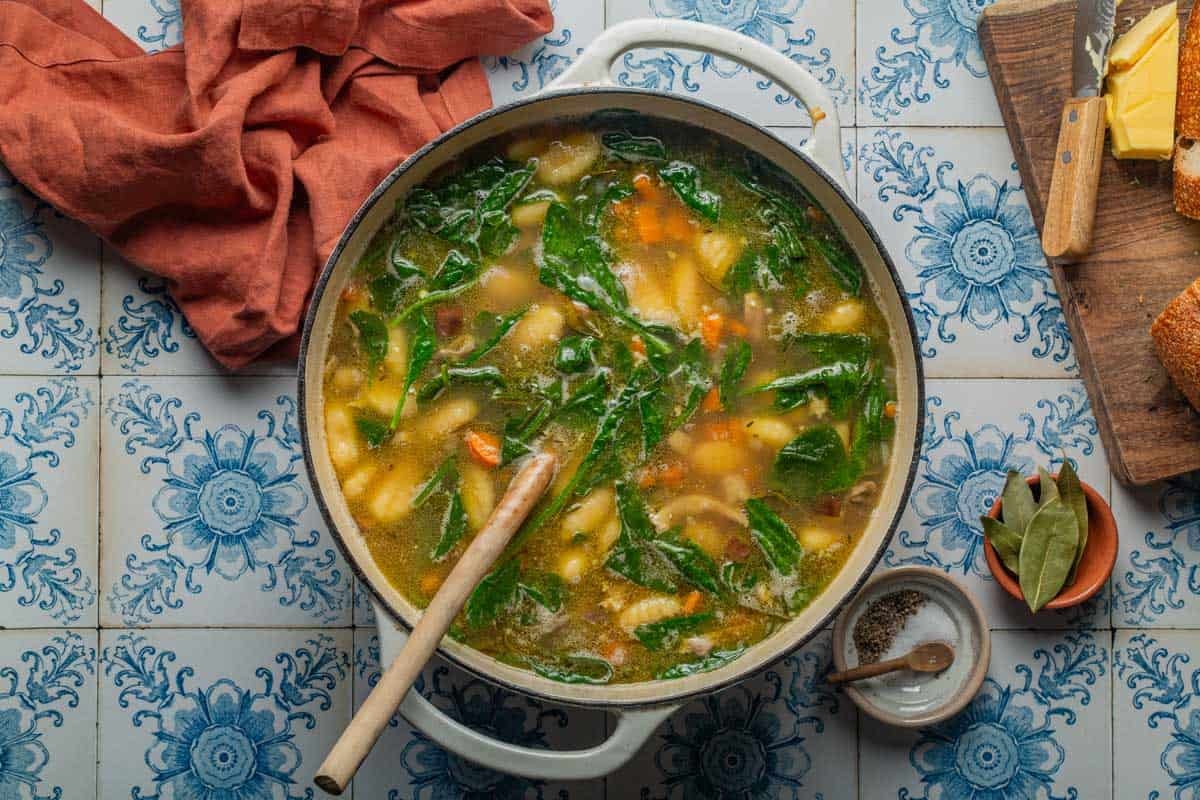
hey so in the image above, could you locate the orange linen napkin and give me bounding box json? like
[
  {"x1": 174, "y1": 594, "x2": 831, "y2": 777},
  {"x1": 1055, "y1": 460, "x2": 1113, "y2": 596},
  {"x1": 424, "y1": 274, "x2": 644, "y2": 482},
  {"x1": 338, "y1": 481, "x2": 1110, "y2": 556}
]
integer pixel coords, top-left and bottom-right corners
[{"x1": 0, "y1": 0, "x2": 553, "y2": 368}]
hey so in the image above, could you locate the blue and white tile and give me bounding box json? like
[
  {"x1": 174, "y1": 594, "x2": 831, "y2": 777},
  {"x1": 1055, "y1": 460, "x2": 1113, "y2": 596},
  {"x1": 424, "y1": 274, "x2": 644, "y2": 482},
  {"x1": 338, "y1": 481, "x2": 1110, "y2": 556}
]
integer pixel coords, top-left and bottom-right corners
[
  {"x1": 102, "y1": 0, "x2": 183, "y2": 52},
  {"x1": 857, "y1": 128, "x2": 1074, "y2": 378},
  {"x1": 768, "y1": 126, "x2": 859, "y2": 201},
  {"x1": 1110, "y1": 473, "x2": 1200, "y2": 629},
  {"x1": 352, "y1": 628, "x2": 606, "y2": 798},
  {"x1": 882, "y1": 379, "x2": 1111, "y2": 629},
  {"x1": 0, "y1": 376, "x2": 99, "y2": 627},
  {"x1": 485, "y1": 0, "x2": 605, "y2": 103},
  {"x1": 857, "y1": 0, "x2": 1002, "y2": 125},
  {"x1": 606, "y1": 631, "x2": 855, "y2": 800},
  {"x1": 606, "y1": 0, "x2": 855, "y2": 126},
  {"x1": 0, "y1": 629, "x2": 97, "y2": 800},
  {"x1": 98, "y1": 628, "x2": 350, "y2": 800},
  {"x1": 100, "y1": 249, "x2": 294, "y2": 376},
  {"x1": 861, "y1": 629, "x2": 1112, "y2": 800},
  {"x1": 1114, "y1": 630, "x2": 1200, "y2": 799},
  {"x1": 0, "y1": 166, "x2": 100, "y2": 375},
  {"x1": 99, "y1": 376, "x2": 351, "y2": 627}
]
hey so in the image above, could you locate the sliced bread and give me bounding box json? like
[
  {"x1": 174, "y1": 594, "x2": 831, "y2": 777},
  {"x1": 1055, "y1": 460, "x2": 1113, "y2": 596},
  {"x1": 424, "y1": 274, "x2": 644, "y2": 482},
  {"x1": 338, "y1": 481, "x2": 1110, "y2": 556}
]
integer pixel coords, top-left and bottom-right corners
[
  {"x1": 1176, "y1": 3, "x2": 1200, "y2": 217},
  {"x1": 1151, "y1": 278, "x2": 1200, "y2": 411}
]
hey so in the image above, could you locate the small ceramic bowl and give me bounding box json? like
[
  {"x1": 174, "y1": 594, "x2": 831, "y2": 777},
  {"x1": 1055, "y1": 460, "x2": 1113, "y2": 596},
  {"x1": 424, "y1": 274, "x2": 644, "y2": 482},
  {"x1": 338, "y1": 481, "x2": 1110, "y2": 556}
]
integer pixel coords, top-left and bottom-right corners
[
  {"x1": 982, "y1": 473, "x2": 1117, "y2": 610},
  {"x1": 832, "y1": 566, "x2": 990, "y2": 728}
]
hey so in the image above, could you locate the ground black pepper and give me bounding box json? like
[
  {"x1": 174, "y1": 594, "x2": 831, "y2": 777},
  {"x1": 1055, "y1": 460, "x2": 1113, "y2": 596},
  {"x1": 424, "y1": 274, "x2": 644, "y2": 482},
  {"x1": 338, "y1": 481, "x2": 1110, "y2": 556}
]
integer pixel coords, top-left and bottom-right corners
[{"x1": 853, "y1": 589, "x2": 928, "y2": 664}]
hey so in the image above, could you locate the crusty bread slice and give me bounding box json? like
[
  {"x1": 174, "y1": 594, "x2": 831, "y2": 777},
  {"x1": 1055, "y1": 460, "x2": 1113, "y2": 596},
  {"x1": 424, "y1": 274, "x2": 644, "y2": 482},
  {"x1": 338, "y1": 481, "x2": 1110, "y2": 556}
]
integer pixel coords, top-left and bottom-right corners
[
  {"x1": 1151, "y1": 278, "x2": 1200, "y2": 411},
  {"x1": 1174, "y1": 137, "x2": 1200, "y2": 217},
  {"x1": 1176, "y1": 4, "x2": 1200, "y2": 217}
]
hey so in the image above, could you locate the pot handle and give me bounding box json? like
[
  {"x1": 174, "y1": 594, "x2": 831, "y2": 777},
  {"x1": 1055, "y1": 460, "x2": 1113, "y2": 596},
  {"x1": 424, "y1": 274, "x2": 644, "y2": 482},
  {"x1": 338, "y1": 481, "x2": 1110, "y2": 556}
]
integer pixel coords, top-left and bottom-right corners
[
  {"x1": 371, "y1": 600, "x2": 678, "y2": 781},
  {"x1": 547, "y1": 19, "x2": 847, "y2": 192}
]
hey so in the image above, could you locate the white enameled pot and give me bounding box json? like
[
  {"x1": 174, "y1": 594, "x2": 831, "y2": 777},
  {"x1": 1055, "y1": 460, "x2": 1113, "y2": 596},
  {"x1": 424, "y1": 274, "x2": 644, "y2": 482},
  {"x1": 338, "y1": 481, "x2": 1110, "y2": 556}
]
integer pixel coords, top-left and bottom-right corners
[{"x1": 299, "y1": 18, "x2": 925, "y2": 781}]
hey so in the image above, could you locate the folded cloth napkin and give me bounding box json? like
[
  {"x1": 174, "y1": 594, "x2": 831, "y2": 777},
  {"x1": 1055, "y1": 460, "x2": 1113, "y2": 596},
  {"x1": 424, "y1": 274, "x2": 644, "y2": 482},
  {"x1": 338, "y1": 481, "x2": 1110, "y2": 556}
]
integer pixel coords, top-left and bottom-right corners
[{"x1": 0, "y1": 0, "x2": 553, "y2": 367}]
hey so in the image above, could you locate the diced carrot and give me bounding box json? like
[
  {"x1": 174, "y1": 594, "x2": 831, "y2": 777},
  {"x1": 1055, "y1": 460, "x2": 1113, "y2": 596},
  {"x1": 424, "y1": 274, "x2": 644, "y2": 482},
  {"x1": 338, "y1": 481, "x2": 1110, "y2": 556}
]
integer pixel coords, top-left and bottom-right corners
[
  {"x1": 637, "y1": 468, "x2": 657, "y2": 489},
  {"x1": 725, "y1": 319, "x2": 749, "y2": 338},
  {"x1": 700, "y1": 386, "x2": 721, "y2": 413},
  {"x1": 701, "y1": 312, "x2": 725, "y2": 350},
  {"x1": 612, "y1": 198, "x2": 635, "y2": 219},
  {"x1": 630, "y1": 335, "x2": 646, "y2": 356},
  {"x1": 635, "y1": 205, "x2": 663, "y2": 244},
  {"x1": 682, "y1": 590, "x2": 703, "y2": 614},
  {"x1": 420, "y1": 571, "x2": 443, "y2": 596},
  {"x1": 464, "y1": 430, "x2": 501, "y2": 468},
  {"x1": 658, "y1": 461, "x2": 686, "y2": 489},
  {"x1": 664, "y1": 209, "x2": 693, "y2": 241},
  {"x1": 633, "y1": 173, "x2": 660, "y2": 201},
  {"x1": 701, "y1": 420, "x2": 744, "y2": 442},
  {"x1": 884, "y1": 400, "x2": 897, "y2": 419}
]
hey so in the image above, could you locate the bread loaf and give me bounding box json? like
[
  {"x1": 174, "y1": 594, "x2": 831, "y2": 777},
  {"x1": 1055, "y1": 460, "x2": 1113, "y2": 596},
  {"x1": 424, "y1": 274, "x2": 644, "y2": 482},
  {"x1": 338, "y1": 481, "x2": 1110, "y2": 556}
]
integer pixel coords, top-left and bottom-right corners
[
  {"x1": 1151, "y1": 278, "x2": 1200, "y2": 411},
  {"x1": 1176, "y1": 4, "x2": 1200, "y2": 217}
]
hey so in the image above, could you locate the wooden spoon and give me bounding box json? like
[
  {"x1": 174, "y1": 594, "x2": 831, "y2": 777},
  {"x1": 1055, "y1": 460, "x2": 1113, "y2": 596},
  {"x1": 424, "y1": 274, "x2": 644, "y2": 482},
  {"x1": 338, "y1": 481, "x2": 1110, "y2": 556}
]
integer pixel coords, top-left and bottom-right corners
[
  {"x1": 826, "y1": 641, "x2": 955, "y2": 685},
  {"x1": 314, "y1": 451, "x2": 558, "y2": 796}
]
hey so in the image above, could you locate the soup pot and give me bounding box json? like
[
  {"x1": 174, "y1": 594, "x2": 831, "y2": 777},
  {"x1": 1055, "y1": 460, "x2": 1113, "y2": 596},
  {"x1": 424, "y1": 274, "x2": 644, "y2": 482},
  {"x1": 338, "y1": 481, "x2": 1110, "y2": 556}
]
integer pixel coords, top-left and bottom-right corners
[{"x1": 299, "y1": 18, "x2": 924, "y2": 781}]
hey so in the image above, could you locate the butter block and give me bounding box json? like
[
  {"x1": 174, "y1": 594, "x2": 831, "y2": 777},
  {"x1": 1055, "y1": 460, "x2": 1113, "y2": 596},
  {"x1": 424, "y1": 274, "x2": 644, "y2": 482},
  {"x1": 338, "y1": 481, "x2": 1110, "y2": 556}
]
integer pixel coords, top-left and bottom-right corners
[
  {"x1": 1108, "y1": 18, "x2": 1179, "y2": 159},
  {"x1": 1109, "y1": 2, "x2": 1178, "y2": 70}
]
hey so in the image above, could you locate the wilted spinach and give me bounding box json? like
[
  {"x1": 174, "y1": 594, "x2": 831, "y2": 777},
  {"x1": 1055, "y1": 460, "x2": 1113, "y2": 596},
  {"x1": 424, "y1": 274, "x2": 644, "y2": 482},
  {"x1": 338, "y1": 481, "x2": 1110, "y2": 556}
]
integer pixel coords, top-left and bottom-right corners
[
  {"x1": 354, "y1": 414, "x2": 390, "y2": 448},
  {"x1": 405, "y1": 158, "x2": 533, "y2": 258},
  {"x1": 659, "y1": 161, "x2": 721, "y2": 222},
  {"x1": 657, "y1": 647, "x2": 745, "y2": 680},
  {"x1": 769, "y1": 425, "x2": 858, "y2": 501},
  {"x1": 528, "y1": 654, "x2": 614, "y2": 685},
  {"x1": 416, "y1": 365, "x2": 506, "y2": 402},
  {"x1": 635, "y1": 612, "x2": 713, "y2": 651},
  {"x1": 393, "y1": 311, "x2": 435, "y2": 428},
  {"x1": 431, "y1": 490, "x2": 468, "y2": 561},
  {"x1": 745, "y1": 498, "x2": 804, "y2": 574},
  {"x1": 601, "y1": 131, "x2": 667, "y2": 162},
  {"x1": 718, "y1": 338, "x2": 752, "y2": 409},
  {"x1": 605, "y1": 482, "x2": 679, "y2": 594},
  {"x1": 349, "y1": 310, "x2": 388, "y2": 377},
  {"x1": 554, "y1": 335, "x2": 598, "y2": 374}
]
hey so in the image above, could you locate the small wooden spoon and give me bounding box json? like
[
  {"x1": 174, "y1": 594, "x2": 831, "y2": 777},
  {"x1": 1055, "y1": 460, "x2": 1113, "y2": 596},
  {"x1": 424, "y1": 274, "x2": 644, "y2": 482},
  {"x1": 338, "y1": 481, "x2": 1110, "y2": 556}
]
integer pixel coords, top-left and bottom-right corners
[
  {"x1": 826, "y1": 641, "x2": 955, "y2": 685},
  {"x1": 314, "y1": 451, "x2": 558, "y2": 796}
]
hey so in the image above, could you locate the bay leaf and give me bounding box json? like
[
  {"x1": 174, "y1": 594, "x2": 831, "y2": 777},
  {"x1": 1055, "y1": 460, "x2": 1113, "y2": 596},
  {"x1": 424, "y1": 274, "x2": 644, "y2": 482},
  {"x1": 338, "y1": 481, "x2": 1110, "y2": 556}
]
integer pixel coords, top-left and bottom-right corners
[
  {"x1": 1001, "y1": 470, "x2": 1036, "y2": 536},
  {"x1": 1056, "y1": 460, "x2": 1089, "y2": 584},
  {"x1": 982, "y1": 516, "x2": 1022, "y2": 574},
  {"x1": 1017, "y1": 498, "x2": 1079, "y2": 612},
  {"x1": 1037, "y1": 466, "x2": 1059, "y2": 508}
]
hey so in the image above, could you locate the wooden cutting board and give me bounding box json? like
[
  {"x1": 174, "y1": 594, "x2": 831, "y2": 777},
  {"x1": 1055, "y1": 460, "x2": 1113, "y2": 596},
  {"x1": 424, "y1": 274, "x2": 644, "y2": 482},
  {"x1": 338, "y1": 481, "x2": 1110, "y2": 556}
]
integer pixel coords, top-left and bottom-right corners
[{"x1": 979, "y1": 0, "x2": 1200, "y2": 486}]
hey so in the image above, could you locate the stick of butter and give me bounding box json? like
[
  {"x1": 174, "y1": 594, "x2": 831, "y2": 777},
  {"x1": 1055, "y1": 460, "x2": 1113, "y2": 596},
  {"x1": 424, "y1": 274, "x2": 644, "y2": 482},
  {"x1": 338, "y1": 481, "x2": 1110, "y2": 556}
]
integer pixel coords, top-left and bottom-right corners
[{"x1": 1105, "y1": 3, "x2": 1179, "y2": 160}]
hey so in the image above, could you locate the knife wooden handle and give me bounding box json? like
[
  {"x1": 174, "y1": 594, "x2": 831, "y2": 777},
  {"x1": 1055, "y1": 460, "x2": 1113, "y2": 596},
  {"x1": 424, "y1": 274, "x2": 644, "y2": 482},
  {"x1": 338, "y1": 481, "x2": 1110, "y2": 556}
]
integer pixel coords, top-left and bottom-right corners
[{"x1": 1042, "y1": 96, "x2": 1107, "y2": 262}]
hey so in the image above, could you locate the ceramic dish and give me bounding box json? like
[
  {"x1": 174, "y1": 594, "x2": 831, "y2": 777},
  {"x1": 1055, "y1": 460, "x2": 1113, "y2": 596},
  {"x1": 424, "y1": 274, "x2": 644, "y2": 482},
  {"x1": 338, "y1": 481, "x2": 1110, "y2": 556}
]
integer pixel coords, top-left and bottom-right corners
[{"x1": 831, "y1": 566, "x2": 990, "y2": 728}]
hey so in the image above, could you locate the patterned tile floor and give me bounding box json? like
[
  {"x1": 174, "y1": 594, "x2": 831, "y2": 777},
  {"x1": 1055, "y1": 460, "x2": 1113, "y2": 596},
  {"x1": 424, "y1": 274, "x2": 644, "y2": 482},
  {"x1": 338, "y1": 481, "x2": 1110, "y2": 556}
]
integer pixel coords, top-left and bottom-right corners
[{"x1": 1, "y1": 0, "x2": 1193, "y2": 797}]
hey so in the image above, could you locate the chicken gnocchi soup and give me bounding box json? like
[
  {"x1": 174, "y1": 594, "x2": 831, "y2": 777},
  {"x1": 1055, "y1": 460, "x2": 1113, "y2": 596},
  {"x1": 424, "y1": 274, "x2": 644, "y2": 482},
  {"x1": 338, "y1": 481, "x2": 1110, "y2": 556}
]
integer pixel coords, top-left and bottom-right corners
[{"x1": 322, "y1": 120, "x2": 897, "y2": 683}]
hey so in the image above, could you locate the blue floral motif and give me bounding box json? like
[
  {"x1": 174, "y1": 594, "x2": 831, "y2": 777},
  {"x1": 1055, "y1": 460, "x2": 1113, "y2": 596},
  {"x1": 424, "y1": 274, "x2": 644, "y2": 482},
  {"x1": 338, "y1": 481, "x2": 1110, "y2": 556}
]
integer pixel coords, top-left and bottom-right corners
[
  {"x1": 0, "y1": 379, "x2": 95, "y2": 623},
  {"x1": 887, "y1": 388, "x2": 1095, "y2": 577},
  {"x1": 483, "y1": 1, "x2": 578, "y2": 94},
  {"x1": 105, "y1": 277, "x2": 196, "y2": 370},
  {"x1": 861, "y1": 130, "x2": 1073, "y2": 367},
  {"x1": 1113, "y1": 474, "x2": 1200, "y2": 625},
  {"x1": 861, "y1": 0, "x2": 996, "y2": 121},
  {"x1": 901, "y1": 632, "x2": 1103, "y2": 800},
  {"x1": 136, "y1": 0, "x2": 182, "y2": 51},
  {"x1": 0, "y1": 179, "x2": 97, "y2": 373},
  {"x1": 616, "y1": 0, "x2": 849, "y2": 121},
  {"x1": 105, "y1": 383, "x2": 348, "y2": 624},
  {"x1": 102, "y1": 633, "x2": 347, "y2": 800},
  {"x1": 0, "y1": 632, "x2": 96, "y2": 800}
]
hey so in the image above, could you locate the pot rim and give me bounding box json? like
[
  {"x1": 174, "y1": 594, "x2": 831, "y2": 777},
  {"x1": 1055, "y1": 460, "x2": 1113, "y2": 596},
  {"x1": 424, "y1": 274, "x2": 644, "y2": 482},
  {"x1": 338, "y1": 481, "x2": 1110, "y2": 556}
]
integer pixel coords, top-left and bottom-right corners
[{"x1": 297, "y1": 85, "x2": 926, "y2": 708}]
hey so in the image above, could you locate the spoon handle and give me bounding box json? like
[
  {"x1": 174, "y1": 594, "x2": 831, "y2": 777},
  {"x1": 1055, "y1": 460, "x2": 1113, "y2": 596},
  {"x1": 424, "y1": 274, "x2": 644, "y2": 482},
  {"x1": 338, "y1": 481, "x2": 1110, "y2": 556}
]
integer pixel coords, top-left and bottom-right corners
[
  {"x1": 827, "y1": 656, "x2": 909, "y2": 684},
  {"x1": 314, "y1": 452, "x2": 558, "y2": 796}
]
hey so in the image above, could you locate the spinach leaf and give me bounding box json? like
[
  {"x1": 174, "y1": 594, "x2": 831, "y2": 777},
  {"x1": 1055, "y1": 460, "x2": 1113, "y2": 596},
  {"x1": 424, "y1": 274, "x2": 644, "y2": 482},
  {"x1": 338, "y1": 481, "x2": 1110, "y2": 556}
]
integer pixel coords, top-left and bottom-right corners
[
  {"x1": 602, "y1": 132, "x2": 667, "y2": 162},
  {"x1": 658, "y1": 161, "x2": 721, "y2": 222},
  {"x1": 541, "y1": 201, "x2": 628, "y2": 309},
  {"x1": 463, "y1": 308, "x2": 528, "y2": 366},
  {"x1": 721, "y1": 562, "x2": 762, "y2": 594},
  {"x1": 668, "y1": 338, "x2": 713, "y2": 424},
  {"x1": 554, "y1": 335, "x2": 598, "y2": 374},
  {"x1": 500, "y1": 399, "x2": 556, "y2": 466},
  {"x1": 389, "y1": 249, "x2": 425, "y2": 281},
  {"x1": 582, "y1": 180, "x2": 634, "y2": 228},
  {"x1": 789, "y1": 332, "x2": 872, "y2": 365},
  {"x1": 849, "y1": 368, "x2": 892, "y2": 467},
  {"x1": 638, "y1": 388, "x2": 666, "y2": 457},
  {"x1": 392, "y1": 311, "x2": 435, "y2": 428},
  {"x1": 354, "y1": 414, "x2": 391, "y2": 449},
  {"x1": 745, "y1": 498, "x2": 804, "y2": 574},
  {"x1": 518, "y1": 571, "x2": 566, "y2": 613},
  {"x1": 815, "y1": 237, "x2": 862, "y2": 296},
  {"x1": 559, "y1": 372, "x2": 610, "y2": 417},
  {"x1": 528, "y1": 654, "x2": 614, "y2": 685},
  {"x1": 718, "y1": 338, "x2": 752, "y2": 409},
  {"x1": 391, "y1": 251, "x2": 481, "y2": 323},
  {"x1": 605, "y1": 482, "x2": 678, "y2": 593},
  {"x1": 405, "y1": 158, "x2": 533, "y2": 258},
  {"x1": 769, "y1": 425, "x2": 857, "y2": 501},
  {"x1": 464, "y1": 558, "x2": 519, "y2": 628},
  {"x1": 635, "y1": 612, "x2": 713, "y2": 651},
  {"x1": 656, "y1": 647, "x2": 745, "y2": 680},
  {"x1": 745, "y1": 362, "x2": 866, "y2": 414},
  {"x1": 416, "y1": 365, "x2": 506, "y2": 402},
  {"x1": 431, "y1": 490, "x2": 468, "y2": 561},
  {"x1": 412, "y1": 457, "x2": 458, "y2": 509},
  {"x1": 653, "y1": 533, "x2": 722, "y2": 595},
  {"x1": 349, "y1": 310, "x2": 388, "y2": 377},
  {"x1": 368, "y1": 274, "x2": 407, "y2": 316}
]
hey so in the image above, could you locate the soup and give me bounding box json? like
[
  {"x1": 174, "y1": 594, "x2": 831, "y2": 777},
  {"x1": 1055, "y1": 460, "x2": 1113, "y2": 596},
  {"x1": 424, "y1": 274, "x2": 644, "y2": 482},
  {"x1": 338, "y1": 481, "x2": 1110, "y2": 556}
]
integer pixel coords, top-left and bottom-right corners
[{"x1": 321, "y1": 120, "x2": 897, "y2": 684}]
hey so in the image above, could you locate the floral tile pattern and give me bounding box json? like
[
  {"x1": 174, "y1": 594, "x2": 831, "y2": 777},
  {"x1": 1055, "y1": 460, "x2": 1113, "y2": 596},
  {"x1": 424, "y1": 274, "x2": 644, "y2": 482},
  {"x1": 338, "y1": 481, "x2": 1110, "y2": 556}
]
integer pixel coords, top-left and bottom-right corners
[{"x1": 485, "y1": 0, "x2": 605, "y2": 104}]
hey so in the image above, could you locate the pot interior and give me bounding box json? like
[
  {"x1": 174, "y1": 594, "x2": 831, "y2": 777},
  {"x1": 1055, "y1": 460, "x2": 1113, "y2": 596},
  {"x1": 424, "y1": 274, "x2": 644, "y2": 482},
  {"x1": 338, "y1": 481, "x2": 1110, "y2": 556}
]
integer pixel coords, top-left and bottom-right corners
[{"x1": 300, "y1": 89, "x2": 923, "y2": 707}]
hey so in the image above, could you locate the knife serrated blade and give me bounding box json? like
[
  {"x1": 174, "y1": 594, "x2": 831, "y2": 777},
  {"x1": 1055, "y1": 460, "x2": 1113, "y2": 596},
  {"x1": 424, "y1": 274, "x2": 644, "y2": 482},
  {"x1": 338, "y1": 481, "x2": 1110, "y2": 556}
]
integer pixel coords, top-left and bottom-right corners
[{"x1": 1073, "y1": 0, "x2": 1118, "y2": 96}]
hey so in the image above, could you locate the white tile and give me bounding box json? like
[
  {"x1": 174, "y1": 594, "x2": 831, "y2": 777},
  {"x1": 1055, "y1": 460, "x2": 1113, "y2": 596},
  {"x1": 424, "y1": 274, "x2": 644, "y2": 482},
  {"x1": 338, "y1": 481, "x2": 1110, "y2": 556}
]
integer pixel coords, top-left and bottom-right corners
[
  {"x1": 0, "y1": 377, "x2": 99, "y2": 626},
  {"x1": 882, "y1": 379, "x2": 1111, "y2": 629},
  {"x1": 98, "y1": 628, "x2": 351, "y2": 800},
  {"x1": 485, "y1": 0, "x2": 606, "y2": 103},
  {"x1": 100, "y1": 376, "x2": 351, "y2": 626},
  {"x1": 861, "y1": 630, "x2": 1112, "y2": 800},
  {"x1": 606, "y1": 0, "x2": 856, "y2": 126},
  {"x1": 606, "y1": 630, "x2": 856, "y2": 800},
  {"x1": 857, "y1": 128, "x2": 1076, "y2": 378},
  {"x1": 351, "y1": 628, "x2": 605, "y2": 798},
  {"x1": 0, "y1": 629, "x2": 97, "y2": 799},
  {"x1": 102, "y1": 0, "x2": 183, "y2": 52},
  {"x1": 856, "y1": 0, "x2": 1002, "y2": 125},
  {"x1": 0, "y1": 169, "x2": 100, "y2": 375}
]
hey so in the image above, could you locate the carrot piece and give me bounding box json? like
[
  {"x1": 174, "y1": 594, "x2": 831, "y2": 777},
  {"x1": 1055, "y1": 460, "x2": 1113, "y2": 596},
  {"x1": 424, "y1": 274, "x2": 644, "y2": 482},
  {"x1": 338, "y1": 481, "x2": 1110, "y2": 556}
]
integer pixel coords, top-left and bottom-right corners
[
  {"x1": 700, "y1": 312, "x2": 725, "y2": 350},
  {"x1": 633, "y1": 173, "x2": 660, "y2": 200},
  {"x1": 682, "y1": 590, "x2": 703, "y2": 614},
  {"x1": 664, "y1": 209, "x2": 692, "y2": 241},
  {"x1": 635, "y1": 204, "x2": 663, "y2": 244},
  {"x1": 700, "y1": 386, "x2": 721, "y2": 413},
  {"x1": 420, "y1": 571, "x2": 443, "y2": 596},
  {"x1": 725, "y1": 318, "x2": 749, "y2": 338},
  {"x1": 464, "y1": 430, "x2": 501, "y2": 468},
  {"x1": 701, "y1": 420, "x2": 744, "y2": 442},
  {"x1": 613, "y1": 198, "x2": 635, "y2": 219},
  {"x1": 884, "y1": 400, "x2": 897, "y2": 419},
  {"x1": 658, "y1": 461, "x2": 686, "y2": 488},
  {"x1": 630, "y1": 335, "x2": 646, "y2": 356},
  {"x1": 637, "y1": 468, "x2": 657, "y2": 489}
]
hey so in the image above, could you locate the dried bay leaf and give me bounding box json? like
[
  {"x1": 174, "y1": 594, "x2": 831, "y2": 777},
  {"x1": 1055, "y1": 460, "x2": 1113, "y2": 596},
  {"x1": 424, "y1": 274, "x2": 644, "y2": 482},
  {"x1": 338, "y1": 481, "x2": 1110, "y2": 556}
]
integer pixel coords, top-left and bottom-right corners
[
  {"x1": 1057, "y1": 460, "x2": 1089, "y2": 584},
  {"x1": 1001, "y1": 470, "x2": 1036, "y2": 536},
  {"x1": 1018, "y1": 498, "x2": 1079, "y2": 613},
  {"x1": 1037, "y1": 466, "x2": 1059, "y2": 508},
  {"x1": 982, "y1": 516, "x2": 1022, "y2": 574}
]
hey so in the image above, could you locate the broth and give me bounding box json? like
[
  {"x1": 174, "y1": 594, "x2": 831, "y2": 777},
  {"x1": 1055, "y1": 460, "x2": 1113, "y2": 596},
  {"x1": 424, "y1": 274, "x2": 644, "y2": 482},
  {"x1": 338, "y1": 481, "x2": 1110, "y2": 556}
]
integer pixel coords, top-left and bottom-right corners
[{"x1": 322, "y1": 119, "x2": 897, "y2": 683}]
